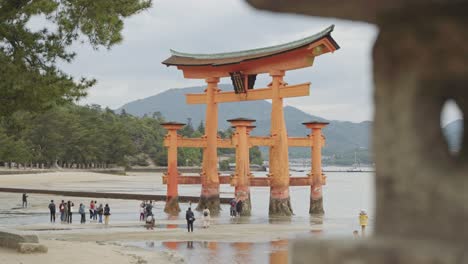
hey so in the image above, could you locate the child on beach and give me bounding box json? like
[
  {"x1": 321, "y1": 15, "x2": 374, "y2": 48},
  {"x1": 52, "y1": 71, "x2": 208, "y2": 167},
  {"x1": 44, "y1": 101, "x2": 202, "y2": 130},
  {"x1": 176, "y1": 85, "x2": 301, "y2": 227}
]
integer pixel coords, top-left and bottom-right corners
[{"x1": 359, "y1": 210, "x2": 368, "y2": 237}]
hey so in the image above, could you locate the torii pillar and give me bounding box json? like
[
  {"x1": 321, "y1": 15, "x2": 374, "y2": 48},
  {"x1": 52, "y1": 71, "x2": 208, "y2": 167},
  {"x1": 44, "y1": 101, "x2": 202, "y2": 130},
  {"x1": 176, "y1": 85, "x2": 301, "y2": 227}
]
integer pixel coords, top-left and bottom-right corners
[
  {"x1": 196, "y1": 77, "x2": 221, "y2": 214},
  {"x1": 162, "y1": 122, "x2": 185, "y2": 215},
  {"x1": 303, "y1": 121, "x2": 328, "y2": 214},
  {"x1": 268, "y1": 70, "x2": 293, "y2": 216},
  {"x1": 228, "y1": 118, "x2": 256, "y2": 216}
]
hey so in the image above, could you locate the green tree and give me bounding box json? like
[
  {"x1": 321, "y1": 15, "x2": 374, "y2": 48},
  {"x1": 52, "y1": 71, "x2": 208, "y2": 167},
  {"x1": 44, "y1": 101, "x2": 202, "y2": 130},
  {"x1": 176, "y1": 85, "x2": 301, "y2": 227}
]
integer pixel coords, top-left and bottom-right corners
[
  {"x1": 197, "y1": 120, "x2": 205, "y2": 135},
  {"x1": 0, "y1": 0, "x2": 152, "y2": 116}
]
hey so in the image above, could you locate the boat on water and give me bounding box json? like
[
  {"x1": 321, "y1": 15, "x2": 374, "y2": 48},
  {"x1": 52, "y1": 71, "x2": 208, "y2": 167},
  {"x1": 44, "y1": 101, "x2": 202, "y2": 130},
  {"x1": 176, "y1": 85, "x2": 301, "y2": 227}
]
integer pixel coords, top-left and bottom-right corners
[{"x1": 346, "y1": 151, "x2": 363, "y2": 172}]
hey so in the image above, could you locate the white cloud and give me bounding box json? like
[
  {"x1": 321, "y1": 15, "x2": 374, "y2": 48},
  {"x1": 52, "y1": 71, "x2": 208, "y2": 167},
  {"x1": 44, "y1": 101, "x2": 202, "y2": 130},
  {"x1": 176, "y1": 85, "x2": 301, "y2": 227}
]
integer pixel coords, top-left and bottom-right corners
[{"x1": 63, "y1": 0, "x2": 379, "y2": 122}]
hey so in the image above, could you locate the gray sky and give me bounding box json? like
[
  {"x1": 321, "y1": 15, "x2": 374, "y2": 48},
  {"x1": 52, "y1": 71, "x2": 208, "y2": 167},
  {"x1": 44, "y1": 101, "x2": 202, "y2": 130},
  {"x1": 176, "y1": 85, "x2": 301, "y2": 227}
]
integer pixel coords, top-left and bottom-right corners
[{"x1": 59, "y1": 0, "x2": 460, "y2": 124}]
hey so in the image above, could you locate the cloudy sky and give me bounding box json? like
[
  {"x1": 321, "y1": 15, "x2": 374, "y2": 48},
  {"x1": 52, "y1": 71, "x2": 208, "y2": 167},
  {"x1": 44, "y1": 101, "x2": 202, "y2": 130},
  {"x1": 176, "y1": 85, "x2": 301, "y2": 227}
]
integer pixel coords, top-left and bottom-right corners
[{"x1": 58, "y1": 0, "x2": 459, "y2": 124}]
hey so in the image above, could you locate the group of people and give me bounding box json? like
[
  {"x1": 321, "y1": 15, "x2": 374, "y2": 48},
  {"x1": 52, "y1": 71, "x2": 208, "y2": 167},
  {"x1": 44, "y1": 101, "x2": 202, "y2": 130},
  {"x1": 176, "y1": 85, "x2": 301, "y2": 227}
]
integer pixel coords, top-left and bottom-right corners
[
  {"x1": 229, "y1": 198, "x2": 244, "y2": 217},
  {"x1": 139, "y1": 201, "x2": 155, "y2": 229},
  {"x1": 185, "y1": 205, "x2": 211, "y2": 232},
  {"x1": 47, "y1": 199, "x2": 111, "y2": 225}
]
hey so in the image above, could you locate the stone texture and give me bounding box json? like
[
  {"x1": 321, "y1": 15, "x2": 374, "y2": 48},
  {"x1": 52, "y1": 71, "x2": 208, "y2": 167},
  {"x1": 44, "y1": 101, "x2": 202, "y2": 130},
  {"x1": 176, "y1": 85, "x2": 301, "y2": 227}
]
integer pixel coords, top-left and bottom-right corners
[
  {"x1": 291, "y1": 238, "x2": 468, "y2": 264},
  {"x1": 17, "y1": 243, "x2": 48, "y2": 254},
  {"x1": 0, "y1": 230, "x2": 39, "y2": 249},
  {"x1": 247, "y1": 1, "x2": 468, "y2": 263},
  {"x1": 246, "y1": 0, "x2": 467, "y2": 23}
]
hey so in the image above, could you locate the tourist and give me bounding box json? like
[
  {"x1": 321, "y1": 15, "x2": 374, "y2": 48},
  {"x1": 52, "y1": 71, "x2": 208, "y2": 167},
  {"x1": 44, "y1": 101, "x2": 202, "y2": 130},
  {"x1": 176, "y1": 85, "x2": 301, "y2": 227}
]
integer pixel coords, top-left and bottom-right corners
[
  {"x1": 146, "y1": 214, "x2": 155, "y2": 230},
  {"x1": 353, "y1": 230, "x2": 360, "y2": 239},
  {"x1": 89, "y1": 200, "x2": 95, "y2": 220},
  {"x1": 59, "y1": 200, "x2": 65, "y2": 223},
  {"x1": 236, "y1": 199, "x2": 243, "y2": 216},
  {"x1": 359, "y1": 210, "x2": 368, "y2": 237},
  {"x1": 229, "y1": 198, "x2": 237, "y2": 217},
  {"x1": 22, "y1": 193, "x2": 28, "y2": 208},
  {"x1": 185, "y1": 207, "x2": 195, "y2": 232},
  {"x1": 67, "y1": 201, "x2": 74, "y2": 224},
  {"x1": 104, "y1": 204, "x2": 111, "y2": 225},
  {"x1": 202, "y1": 206, "x2": 210, "y2": 228},
  {"x1": 79, "y1": 203, "x2": 86, "y2": 224},
  {"x1": 48, "y1": 200, "x2": 56, "y2": 223},
  {"x1": 97, "y1": 204, "x2": 104, "y2": 223},
  {"x1": 93, "y1": 200, "x2": 98, "y2": 221},
  {"x1": 146, "y1": 201, "x2": 153, "y2": 218},
  {"x1": 140, "y1": 201, "x2": 145, "y2": 221},
  {"x1": 63, "y1": 202, "x2": 69, "y2": 223}
]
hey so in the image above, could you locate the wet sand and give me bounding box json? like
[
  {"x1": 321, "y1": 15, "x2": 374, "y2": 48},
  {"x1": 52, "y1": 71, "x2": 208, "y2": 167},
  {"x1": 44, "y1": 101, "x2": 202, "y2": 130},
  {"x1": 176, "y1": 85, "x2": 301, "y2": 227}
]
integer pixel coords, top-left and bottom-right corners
[
  {"x1": 0, "y1": 171, "x2": 328, "y2": 263},
  {"x1": 0, "y1": 171, "x2": 374, "y2": 263}
]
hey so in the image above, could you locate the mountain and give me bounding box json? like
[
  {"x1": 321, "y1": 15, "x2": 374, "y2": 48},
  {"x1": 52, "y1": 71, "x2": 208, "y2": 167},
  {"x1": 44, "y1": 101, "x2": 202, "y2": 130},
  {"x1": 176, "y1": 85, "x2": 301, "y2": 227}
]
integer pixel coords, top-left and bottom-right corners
[{"x1": 117, "y1": 85, "x2": 372, "y2": 163}]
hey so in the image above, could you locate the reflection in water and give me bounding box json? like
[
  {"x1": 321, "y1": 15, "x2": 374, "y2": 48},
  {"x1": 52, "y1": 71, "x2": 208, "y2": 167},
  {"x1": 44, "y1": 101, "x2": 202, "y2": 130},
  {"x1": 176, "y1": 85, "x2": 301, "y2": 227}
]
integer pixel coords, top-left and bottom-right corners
[
  {"x1": 127, "y1": 240, "x2": 289, "y2": 264},
  {"x1": 269, "y1": 240, "x2": 288, "y2": 264},
  {"x1": 187, "y1": 241, "x2": 193, "y2": 249},
  {"x1": 145, "y1": 241, "x2": 155, "y2": 248},
  {"x1": 163, "y1": 241, "x2": 178, "y2": 250},
  {"x1": 232, "y1": 242, "x2": 252, "y2": 264}
]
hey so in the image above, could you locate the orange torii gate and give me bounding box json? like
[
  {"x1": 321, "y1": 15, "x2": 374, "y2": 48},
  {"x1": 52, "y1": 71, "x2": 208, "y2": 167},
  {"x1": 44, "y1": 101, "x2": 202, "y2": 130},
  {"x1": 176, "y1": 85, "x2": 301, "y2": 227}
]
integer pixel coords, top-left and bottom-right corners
[{"x1": 162, "y1": 25, "x2": 339, "y2": 216}]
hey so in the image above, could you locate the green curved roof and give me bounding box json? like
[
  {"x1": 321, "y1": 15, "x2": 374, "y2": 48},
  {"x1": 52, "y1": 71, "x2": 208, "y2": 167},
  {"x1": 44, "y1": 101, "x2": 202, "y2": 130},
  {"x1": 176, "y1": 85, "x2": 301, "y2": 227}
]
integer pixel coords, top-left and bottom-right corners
[{"x1": 162, "y1": 25, "x2": 338, "y2": 67}]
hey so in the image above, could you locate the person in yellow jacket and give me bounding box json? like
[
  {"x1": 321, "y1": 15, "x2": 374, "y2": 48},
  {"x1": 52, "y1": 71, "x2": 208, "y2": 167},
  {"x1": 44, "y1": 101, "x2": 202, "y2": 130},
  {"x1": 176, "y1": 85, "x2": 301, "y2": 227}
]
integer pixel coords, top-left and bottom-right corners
[{"x1": 359, "y1": 209, "x2": 368, "y2": 237}]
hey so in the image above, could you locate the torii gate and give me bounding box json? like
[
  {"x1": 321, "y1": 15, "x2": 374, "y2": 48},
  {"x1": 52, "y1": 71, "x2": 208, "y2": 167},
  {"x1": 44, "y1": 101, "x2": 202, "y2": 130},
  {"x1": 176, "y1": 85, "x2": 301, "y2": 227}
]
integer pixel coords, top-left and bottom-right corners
[{"x1": 162, "y1": 25, "x2": 339, "y2": 216}]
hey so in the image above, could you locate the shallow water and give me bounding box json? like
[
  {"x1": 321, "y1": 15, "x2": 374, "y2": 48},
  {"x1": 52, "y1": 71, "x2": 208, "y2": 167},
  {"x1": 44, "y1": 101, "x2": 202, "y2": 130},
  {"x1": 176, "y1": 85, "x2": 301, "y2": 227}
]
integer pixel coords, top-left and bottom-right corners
[
  {"x1": 0, "y1": 171, "x2": 374, "y2": 263},
  {"x1": 125, "y1": 240, "x2": 290, "y2": 264}
]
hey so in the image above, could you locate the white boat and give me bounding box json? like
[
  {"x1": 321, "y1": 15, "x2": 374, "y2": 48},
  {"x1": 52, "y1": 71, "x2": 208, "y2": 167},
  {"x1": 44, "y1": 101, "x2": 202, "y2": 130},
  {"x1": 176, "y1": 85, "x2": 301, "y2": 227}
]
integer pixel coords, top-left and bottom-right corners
[{"x1": 346, "y1": 152, "x2": 363, "y2": 172}]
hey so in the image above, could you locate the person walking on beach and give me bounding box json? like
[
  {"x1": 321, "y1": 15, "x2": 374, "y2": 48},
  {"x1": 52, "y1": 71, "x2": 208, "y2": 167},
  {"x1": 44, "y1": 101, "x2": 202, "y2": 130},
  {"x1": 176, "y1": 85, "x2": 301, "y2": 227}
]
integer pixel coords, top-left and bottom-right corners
[
  {"x1": 359, "y1": 210, "x2": 369, "y2": 237},
  {"x1": 140, "y1": 201, "x2": 146, "y2": 221},
  {"x1": 229, "y1": 198, "x2": 237, "y2": 217},
  {"x1": 104, "y1": 204, "x2": 111, "y2": 226},
  {"x1": 79, "y1": 203, "x2": 86, "y2": 224},
  {"x1": 48, "y1": 200, "x2": 56, "y2": 223},
  {"x1": 185, "y1": 207, "x2": 195, "y2": 232},
  {"x1": 202, "y1": 207, "x2": 210, "y2": 228},
  {"x1": 236, "y1": 199, "x2": 243, "y2": 217},
  {"x1": 63, "y1": 202, "x2": 69, "y2": 224},
  {"x1": 97, "y1": 204, "x2": 104, "y2": 223},
  {"x1": 22, "y1": 193, "x2": 28, "y2": 208},
  {"x1": 89, "y1": 200, "x2": 95, "y2": 221},
  {"x1": 67, "y1": 201, "x2": 74, "y2": 224},
  {"x1": 93, "y1": 200, "x2": 98, "y2": 221},
  {"x1": 59, "y1": 200, "x2": 65, "y2": 223},
  {"x1": 146, "y1": 201, "x2": 153, "y2": 218}
]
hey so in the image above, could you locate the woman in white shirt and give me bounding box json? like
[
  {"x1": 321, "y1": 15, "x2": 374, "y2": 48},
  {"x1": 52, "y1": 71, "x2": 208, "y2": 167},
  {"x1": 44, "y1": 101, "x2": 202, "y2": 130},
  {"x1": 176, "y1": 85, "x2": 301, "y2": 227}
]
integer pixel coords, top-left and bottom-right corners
[{"x1": 202, "y1": 207, "x2": 210, "y2": 228}]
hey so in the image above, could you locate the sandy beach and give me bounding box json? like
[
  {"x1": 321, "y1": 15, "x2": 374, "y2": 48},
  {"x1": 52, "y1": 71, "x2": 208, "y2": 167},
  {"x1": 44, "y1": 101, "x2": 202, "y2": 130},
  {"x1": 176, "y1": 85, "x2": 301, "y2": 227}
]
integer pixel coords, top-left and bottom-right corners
[{"x1": 0, "y1": 171, "x2": 373, "y2": 263}]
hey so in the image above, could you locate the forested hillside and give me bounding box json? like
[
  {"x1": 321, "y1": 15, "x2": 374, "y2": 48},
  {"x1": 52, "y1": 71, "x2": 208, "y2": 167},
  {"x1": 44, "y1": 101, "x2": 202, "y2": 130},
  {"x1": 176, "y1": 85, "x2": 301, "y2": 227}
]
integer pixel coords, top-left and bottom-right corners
[{"x1": 0, "y1": 104, "x2": 261, "y2": 168}]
